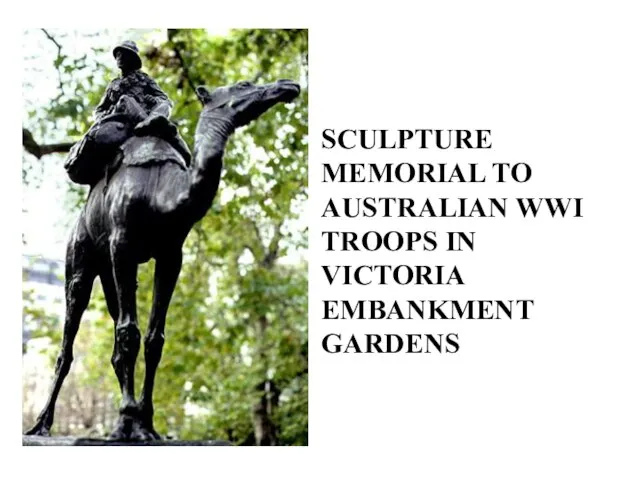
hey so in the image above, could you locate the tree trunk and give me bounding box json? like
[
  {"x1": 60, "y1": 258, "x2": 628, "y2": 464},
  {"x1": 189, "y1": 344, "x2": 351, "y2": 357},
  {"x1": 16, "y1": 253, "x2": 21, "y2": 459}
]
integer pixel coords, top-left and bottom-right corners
[
  {"x1": 252, "y1": 311, "x2": 279, "y2": 446},
  {"x1": 252, "y1": 379, "x2": 279, "y2": 446}
]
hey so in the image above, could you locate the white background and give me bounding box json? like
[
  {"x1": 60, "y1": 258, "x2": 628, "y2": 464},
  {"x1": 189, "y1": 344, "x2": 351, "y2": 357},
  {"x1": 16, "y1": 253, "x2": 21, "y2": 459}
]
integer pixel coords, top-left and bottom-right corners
[{"x1": 3, "y1": 1, "x2": 640, "y2": 479}]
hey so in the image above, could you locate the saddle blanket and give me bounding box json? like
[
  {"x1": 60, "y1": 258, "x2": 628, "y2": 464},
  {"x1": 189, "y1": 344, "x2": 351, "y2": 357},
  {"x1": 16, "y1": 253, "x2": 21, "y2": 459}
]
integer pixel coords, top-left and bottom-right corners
[{"x1": 119, "y1": 136, "x2": 187, "y2": 170}]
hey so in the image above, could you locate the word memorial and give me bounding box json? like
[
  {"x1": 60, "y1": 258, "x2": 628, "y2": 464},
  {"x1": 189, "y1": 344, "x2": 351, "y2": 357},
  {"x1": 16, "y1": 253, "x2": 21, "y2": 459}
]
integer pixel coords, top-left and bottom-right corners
[{"x1": 318, "y1": 128, "x2": 583, "y2": 355}]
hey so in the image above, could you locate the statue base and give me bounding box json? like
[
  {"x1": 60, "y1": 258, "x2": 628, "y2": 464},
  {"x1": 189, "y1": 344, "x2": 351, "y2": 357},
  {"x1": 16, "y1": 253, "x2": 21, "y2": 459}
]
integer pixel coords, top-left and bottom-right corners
[{"x1": 23, "y1": 435, "x2": 232, "y2": 446}]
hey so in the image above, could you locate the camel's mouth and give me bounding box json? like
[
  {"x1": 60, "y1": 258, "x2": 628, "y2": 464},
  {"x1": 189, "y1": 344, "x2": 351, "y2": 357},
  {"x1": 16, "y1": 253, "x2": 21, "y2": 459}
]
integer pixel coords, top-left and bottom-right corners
[{"x1": 268, "y1": 79, "x2": 301, "y2": 103}]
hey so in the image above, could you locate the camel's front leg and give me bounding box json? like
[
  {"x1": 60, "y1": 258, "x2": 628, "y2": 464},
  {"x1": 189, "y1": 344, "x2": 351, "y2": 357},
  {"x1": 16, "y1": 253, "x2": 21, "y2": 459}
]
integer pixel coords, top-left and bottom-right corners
[
  {"x1": 25, "y1": 220, "x2": 97, "y2": 436},
  {"x1": 139, "y1": 250, "x2": 182, "y2": 439},
  {"x1": 108, "y1": 235, "x2": 142, "y2": 440}
]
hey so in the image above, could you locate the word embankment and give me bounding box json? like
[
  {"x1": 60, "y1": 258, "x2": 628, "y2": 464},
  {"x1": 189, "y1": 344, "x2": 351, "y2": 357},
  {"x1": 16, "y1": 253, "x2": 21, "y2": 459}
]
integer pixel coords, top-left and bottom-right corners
[{"x1": 324, "y1": 299, "x2": 534, "y2": 320}]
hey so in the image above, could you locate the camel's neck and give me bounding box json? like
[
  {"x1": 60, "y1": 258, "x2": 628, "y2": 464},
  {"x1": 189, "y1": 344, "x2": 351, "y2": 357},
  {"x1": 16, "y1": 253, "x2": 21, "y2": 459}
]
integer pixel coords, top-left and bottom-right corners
[
  {"x1": 187, "y1": 113, "x2": 236, "y2": 222},
  {"x1": 194, "y1": 113, "x2": 235, "y2": 160}
]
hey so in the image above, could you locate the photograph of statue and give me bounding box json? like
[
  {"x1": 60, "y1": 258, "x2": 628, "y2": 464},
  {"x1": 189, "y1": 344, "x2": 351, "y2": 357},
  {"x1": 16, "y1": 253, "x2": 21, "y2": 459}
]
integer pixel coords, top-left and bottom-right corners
[{"x1": 22, "y1": 28, "x2": 308, "y2": 446}]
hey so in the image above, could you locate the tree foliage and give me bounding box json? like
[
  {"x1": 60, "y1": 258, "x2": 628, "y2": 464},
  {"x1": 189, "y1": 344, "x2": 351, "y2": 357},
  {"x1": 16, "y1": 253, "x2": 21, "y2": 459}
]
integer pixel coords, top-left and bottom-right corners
[{"x1": 22, "y1": 28, "x2": 308, "y2": 445}]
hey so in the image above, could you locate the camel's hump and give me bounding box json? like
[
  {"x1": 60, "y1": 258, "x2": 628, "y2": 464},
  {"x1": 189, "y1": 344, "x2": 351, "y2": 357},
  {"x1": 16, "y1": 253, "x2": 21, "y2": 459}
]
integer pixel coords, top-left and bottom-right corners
[{"x1": 120, "y1": 136, "x2": 187, "y2": 170}]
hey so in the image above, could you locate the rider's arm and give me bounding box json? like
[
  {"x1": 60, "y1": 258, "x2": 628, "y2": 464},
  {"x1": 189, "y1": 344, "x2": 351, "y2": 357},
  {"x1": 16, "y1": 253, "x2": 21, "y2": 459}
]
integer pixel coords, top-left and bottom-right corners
[
  {"x1": 144, "y1": 77, "x2": 173, "y2": 118},
  {"x1": 93, "y1": 83, "x2": 114, "y2": 122}
]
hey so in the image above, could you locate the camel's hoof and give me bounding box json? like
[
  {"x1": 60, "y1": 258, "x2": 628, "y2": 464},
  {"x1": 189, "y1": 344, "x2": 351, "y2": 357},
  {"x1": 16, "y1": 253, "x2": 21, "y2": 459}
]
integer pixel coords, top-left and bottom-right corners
[
  {"x1": 134, "y1": 423, "x2": 162, "y2": 441},
  {"x1": 25, "y1": 422, "x2": 51, "y2": 437},
  {"x1": 109, "y1": 414, "x2": 162, "y2": 442}
]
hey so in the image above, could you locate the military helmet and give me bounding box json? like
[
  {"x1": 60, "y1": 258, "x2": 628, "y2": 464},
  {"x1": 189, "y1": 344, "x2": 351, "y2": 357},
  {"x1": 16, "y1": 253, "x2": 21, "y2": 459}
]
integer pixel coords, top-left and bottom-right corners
[{"x1": 113, "y1": 40, "x2": 142, "y2": 70}]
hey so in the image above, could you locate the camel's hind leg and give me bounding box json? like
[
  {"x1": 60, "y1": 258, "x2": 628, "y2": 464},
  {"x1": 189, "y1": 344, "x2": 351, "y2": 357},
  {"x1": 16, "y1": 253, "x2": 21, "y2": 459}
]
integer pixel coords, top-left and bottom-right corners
[
  {"x1": 25, "y1": 219, "x2": 97, "y2": 436},
  {"x1": 139, "y1": 249, "x2": 182, "y2": 439}
]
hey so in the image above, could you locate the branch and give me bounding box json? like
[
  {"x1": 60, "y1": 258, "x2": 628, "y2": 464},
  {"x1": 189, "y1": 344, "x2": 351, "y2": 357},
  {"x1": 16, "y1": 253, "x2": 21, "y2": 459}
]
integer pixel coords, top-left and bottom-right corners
[
  {"x1": 192, "y1": 223, "x2": 226, "y2": 269},
  {"x1": 41, "y1": 28, "x2": 62, "y2": 51},
  {"x1": 252, "y1": 220, "x2": 264, "y2": 250},
  {"x1": 23, "y1": 128, "x2": 74, "y2": 159},
  {"x1": 41, "y1": 29, "x2": 65, "y2": 96},
  {"x1": 263, "y1": 219, "x2": 284, "y2": 268},
  {"x1": 168, "y1": 29, "x2": 201, "y2": 95}
]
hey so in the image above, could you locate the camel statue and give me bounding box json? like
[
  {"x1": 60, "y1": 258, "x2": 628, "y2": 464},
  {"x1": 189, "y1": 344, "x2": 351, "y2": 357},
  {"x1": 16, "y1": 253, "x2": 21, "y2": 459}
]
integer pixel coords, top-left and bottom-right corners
[{"x1": 25, "y1": 79, "x2": 301, "y2": 441}]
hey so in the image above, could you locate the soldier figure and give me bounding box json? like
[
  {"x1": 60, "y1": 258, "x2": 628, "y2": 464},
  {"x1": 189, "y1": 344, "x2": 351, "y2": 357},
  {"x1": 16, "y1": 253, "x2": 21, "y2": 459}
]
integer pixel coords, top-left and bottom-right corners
[{"x1": 65, "y1": 40, "x2": 190, "y2": 184}]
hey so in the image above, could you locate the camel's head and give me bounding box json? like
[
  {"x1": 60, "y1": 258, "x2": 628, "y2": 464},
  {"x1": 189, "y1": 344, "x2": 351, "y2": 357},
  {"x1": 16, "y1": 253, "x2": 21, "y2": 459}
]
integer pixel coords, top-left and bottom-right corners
[{"x1": 196, "y1": 79, "x2": 301, "y2": 127}]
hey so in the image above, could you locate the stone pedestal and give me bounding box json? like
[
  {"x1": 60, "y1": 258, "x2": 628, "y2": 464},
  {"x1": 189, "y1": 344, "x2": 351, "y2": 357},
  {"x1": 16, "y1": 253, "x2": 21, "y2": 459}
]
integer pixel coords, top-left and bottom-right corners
[{"x1": 23, "y1": 435, "x2": 232, "y2": 446}]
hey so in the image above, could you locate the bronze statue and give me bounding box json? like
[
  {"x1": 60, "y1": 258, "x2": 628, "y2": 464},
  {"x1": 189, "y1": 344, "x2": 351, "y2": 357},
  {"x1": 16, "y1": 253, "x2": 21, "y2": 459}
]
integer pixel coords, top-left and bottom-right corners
[{"x1": 25, "y1": 40, "x2": 301, "y2": 441}]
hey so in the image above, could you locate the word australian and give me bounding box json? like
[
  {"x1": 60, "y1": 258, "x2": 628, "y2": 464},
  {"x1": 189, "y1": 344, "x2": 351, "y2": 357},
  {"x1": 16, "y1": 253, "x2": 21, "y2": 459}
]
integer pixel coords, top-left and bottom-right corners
[
  {"x1": 322, "y1": 129, "x2": 492, "y2": 150},
  {"x1": 322, "y1": 197, "x2": 584, "y2": 218}
]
